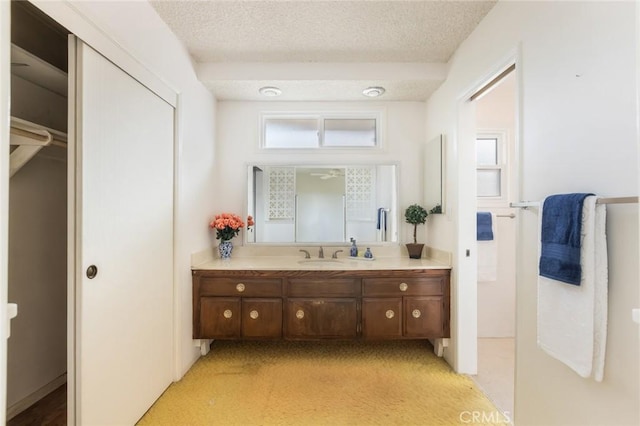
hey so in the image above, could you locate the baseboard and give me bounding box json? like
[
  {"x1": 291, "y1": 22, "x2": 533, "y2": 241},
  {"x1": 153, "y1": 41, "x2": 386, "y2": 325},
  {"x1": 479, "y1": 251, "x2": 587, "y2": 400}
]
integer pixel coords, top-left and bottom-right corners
[{"x1": 6, "y1": 373, "x2": 67, "y2": 420}]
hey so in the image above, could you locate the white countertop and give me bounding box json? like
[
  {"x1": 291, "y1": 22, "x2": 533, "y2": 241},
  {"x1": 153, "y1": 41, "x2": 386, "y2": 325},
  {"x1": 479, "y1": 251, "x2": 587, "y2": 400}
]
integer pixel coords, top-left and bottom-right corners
[{"x1": 192, "y1": 256, "x2": 451, "y2": 271}]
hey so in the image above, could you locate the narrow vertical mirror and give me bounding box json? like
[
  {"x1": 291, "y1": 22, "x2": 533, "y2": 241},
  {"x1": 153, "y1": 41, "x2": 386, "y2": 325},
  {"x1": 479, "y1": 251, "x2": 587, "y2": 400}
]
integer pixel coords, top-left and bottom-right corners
[{"x1": 424, "y1": 134, "x2": 444, "y2": 213}]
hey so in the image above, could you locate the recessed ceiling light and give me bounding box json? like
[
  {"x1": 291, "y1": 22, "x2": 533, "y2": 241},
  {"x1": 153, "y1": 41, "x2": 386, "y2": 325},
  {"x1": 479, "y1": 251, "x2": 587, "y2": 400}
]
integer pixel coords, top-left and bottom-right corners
[
  {"x1": 362, "y1": 86, "x2": 385, "y2": 97},
  {"x1": 259, "y1": 86, "x2": 282, "y2": 97}
]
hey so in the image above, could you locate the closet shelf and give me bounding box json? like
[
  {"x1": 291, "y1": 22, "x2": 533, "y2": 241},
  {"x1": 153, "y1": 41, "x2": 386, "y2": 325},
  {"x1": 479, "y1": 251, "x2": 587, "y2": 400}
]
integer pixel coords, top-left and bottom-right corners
[{"x1": 9, "y1": 116, "x2": 67, "y2": 177}]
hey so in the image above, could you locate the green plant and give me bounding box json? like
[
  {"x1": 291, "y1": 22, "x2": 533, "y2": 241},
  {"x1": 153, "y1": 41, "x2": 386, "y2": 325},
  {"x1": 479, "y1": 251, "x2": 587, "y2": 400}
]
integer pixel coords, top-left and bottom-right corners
[
  {"x1": 429, "y1": 204, "x2": 442, "y2": 214},
  {"x1": 405, "y1": 204, "x2": 428, "y2": 244}
]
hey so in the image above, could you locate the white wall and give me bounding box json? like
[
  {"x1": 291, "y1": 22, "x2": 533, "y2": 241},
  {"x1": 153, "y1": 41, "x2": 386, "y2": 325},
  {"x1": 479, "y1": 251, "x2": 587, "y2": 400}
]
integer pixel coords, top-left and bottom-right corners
[
  {"x1": 30, "y1": 0, "x2": 217, "y2": 377},
  {"x1": 427, "y1": 1, "x2": 638, "y2": 424},
  {"x1": 216, "y1": 101, "x2": 426, "y2": 247}
]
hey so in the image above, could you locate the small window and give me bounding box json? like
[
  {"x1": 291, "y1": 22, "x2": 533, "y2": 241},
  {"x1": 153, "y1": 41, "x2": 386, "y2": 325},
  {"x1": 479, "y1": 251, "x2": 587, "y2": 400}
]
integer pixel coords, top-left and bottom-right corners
[
  {"x1": 264, "y1": 118, "x2": 318, "y2": 148},
  {"x1": 476, "y1": 134, "x2": 506, "y2": 199},
  {"x1": 323, "y1": 119, "x2": 376, "y2": 147},
  {"x1": 261, "y1": 113, "x2": 380, "y2": 149},
  {"x1": 476, "y1": 138, "x2": 498, "y2": 165}
]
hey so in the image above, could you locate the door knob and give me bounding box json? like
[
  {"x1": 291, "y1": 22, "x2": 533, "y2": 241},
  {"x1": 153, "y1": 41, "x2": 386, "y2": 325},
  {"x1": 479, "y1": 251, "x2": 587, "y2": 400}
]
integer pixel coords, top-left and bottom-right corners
[{"x1": 86, "y1": 265, "x2": 98, "y2": 279}]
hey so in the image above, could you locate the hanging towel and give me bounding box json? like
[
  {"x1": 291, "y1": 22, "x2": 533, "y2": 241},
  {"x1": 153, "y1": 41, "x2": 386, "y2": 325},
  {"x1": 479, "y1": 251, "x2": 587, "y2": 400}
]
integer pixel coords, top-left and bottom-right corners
[
  {"x1": 477, "y1": 212, "x2": 494, "y2": 241},
  {"x1": 376, "y1": 208, "x2": 387, "y2": 231},
  {"x1": 537, "y1": 195, "x2": 608, "y2": 381},
  {"x1": 477, "y1": 212, "x2": 497, "y2": 281},
  {"x1": 539, "y1": 193, "x2": 594, "y2": 285}
]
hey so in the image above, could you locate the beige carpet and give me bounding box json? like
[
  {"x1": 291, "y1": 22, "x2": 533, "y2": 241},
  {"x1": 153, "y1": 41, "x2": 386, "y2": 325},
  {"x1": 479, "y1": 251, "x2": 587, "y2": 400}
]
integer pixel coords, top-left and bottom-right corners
[{"x1": 138, "y1": 340, "x2": 508, "y2": 426}]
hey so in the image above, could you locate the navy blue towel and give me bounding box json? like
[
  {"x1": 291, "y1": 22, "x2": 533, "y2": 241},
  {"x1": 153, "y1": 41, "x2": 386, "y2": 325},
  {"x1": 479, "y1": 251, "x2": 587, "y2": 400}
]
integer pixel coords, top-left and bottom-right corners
[
  {"x1": 539, "y1": 193, "x2": 594, "y2": 285},
  {"x1": 376, "y1": 208, "x2": 387, "y2": 230},
  {"x1": 477, "y1": 212, "x2": 494, "y2": 241}
]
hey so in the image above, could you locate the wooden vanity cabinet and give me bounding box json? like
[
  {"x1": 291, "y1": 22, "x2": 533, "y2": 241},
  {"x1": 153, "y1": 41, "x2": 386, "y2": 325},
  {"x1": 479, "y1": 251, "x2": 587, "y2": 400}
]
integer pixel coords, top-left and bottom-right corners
[{"x1": 192, "y1": 268, "x2": 450, "y2": 342}]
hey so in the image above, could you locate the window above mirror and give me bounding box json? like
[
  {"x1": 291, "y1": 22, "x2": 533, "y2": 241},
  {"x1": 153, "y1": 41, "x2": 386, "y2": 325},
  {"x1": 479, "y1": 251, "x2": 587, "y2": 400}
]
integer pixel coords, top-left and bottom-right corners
[{"x1": 260, "y1": 112, "x2": 381, "y2": 149}]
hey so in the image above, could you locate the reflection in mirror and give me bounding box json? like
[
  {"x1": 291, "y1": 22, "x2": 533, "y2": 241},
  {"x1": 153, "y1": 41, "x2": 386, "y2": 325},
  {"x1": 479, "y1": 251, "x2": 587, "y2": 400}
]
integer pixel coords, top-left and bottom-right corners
[
  {"x1": 247, "y1": 165, "x2": 397, "y2": 244},
  {"x1": 424, "y1": 134, "x2": 445, "y2": 213}
]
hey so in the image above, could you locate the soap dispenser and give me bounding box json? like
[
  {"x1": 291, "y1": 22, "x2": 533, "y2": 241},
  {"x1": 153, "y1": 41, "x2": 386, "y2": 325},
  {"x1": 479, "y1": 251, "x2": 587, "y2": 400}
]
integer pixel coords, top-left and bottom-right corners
[
  {"x1": 350, "y1": 238, "x2": 358, "y2": 257},
  {"x1": 364, "y1": 248, "x2": 373, "y2": 259}
]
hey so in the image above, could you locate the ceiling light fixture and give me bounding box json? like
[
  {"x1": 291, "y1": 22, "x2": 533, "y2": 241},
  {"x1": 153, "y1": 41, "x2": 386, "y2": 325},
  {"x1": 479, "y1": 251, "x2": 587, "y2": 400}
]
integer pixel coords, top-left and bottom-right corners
[
  {"x1": 259, "y1": 86, "x2": 282, "y2": 97},
  {"x1": 362, "y1": 86, "x2": 385, "y2": 97}
]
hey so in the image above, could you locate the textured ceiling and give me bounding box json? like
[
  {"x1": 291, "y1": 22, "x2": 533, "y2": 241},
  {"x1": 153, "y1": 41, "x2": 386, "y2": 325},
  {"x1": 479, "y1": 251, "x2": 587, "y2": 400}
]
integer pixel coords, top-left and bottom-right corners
[{"x1": 151, "y1": 1, "x2": 497, "y2": 101}]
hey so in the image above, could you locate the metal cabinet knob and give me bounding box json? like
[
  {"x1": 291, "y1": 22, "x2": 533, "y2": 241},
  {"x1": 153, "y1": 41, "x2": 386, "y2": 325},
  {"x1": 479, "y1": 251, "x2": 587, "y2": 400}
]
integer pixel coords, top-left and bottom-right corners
[
  {"x1": 385, "y1": 310, "x2": 395, "y2": 319},
  {"x1": 223, "y1": 309, "x2": 233, "y2": 319},
  {"x1": 399, "y1": 282, "x2": 408, "y2": 292},
  {"x1": 236, "y1": 283, "x2": 245, "y2": 293},
  {"x1": 249, "y1": 310, "x2": 259, "y2": 320},
  {"x1": 412, "y1": 309, "x2": 421, "y2": 318},
  {"x1": 296, "y1": 309, "x2": 305, "y2": 319}
]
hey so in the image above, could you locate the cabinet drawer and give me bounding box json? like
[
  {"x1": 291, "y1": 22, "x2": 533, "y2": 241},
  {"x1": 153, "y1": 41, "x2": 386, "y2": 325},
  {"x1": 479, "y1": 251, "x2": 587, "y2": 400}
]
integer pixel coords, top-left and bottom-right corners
[
  {"x1": 363, "y1": 277, "x2": 443, "y2": 297},
  {"x1": 199, "y1": 278, "x2": 282, "y2": 297},
  {"x1": 287, "y1": 278, "x2": 360, "y2": 297}
]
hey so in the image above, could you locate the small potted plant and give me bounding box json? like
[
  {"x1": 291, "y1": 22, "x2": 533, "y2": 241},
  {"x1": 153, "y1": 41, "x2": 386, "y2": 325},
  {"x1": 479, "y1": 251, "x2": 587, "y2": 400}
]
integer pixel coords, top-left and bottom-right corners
[{"x1": 405, "y1": 204, "x2": 428, "y2": 259}]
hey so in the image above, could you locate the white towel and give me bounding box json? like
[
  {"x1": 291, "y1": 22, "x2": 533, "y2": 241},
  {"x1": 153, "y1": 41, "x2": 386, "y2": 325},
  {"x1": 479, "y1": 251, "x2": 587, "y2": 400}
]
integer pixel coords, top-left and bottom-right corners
[
  {"x1": 478, "y1": 213, "x2": 497, "y2": 282},
  {"x1": 537, "y1": 195, "x2": 608, "y2": 381}
]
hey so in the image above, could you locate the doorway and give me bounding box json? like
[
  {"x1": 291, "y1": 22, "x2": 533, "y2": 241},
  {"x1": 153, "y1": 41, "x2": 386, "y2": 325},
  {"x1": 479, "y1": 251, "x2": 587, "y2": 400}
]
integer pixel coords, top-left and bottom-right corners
[
  {"x1": 473, "y1": 69, "x2": 517, "y2": 416},
  {"x1": 7, "y1": 2, "x2": 69, "y2": 422}
]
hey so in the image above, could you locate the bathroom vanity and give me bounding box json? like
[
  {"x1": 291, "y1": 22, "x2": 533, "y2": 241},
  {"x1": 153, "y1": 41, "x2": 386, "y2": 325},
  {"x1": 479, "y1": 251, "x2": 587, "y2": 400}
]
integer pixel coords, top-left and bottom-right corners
[{"x1": 192, "y1": 259, "x2": 450, "y2": 345}]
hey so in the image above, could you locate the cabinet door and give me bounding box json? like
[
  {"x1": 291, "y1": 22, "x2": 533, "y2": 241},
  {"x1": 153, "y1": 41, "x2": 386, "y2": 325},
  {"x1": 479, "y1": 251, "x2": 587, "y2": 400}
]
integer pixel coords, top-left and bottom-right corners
[
  {"x1": 242, "y1": 298, "x2": 282, "y2": 338},
  {"x1": 362, "y1": 298, "x2": 402, "y2": 338},
  {"x1": 286, "y1": 298, "x2": 358, "y2": 338},
  {"x1": 199, "y1": 297, "x2": 241, "y2": 338},
  {"x1": 404, "y1": 296, "x2": 444, "y2": 338}
]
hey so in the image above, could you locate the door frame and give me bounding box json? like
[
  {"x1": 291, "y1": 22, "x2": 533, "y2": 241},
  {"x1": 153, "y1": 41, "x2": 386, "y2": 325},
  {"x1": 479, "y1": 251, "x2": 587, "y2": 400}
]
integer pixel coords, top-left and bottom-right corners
[{"x1": 0, "y1": 1, "x2": 11, "y2": 423}]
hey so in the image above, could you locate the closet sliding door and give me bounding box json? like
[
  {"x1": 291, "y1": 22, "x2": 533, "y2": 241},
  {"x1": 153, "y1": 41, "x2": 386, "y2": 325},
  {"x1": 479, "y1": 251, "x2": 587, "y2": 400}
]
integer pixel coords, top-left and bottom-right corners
[{"x1": 70, "y1": 38, "x2": 174, "y2": 425}]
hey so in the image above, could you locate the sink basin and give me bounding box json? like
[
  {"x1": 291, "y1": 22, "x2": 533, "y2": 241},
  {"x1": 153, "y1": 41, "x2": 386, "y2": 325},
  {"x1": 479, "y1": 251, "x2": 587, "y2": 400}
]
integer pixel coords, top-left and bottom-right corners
[{"x1": 297, "y1": 259, "x2": 343, "y2": 265}]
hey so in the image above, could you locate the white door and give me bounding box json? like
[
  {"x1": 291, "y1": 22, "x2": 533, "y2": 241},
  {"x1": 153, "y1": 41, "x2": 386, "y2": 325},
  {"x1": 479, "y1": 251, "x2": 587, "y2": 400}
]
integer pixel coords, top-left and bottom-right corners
[
  {"x1": 0, "y1": 1, "x2": 11, "y2": 424},
  {"x1": 70, "y1": 38, "x2": 174, "y2": 425}
]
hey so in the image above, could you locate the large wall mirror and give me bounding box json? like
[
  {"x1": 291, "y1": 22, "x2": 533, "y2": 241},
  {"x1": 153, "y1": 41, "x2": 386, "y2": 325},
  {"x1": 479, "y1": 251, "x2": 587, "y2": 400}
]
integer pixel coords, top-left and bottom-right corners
[
  {"x1": 247, "y1": 164, "x2": 398, "y2": 244},
  {"x1": 424, "y1": 134, "x2": 445, "y2": 214}
]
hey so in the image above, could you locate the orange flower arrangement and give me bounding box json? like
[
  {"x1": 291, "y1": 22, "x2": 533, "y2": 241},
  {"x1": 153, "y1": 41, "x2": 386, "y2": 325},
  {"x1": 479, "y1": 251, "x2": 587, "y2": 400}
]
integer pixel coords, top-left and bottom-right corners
[{"x1": 209, "y1": 213, "x2": 254, "y2": 241}]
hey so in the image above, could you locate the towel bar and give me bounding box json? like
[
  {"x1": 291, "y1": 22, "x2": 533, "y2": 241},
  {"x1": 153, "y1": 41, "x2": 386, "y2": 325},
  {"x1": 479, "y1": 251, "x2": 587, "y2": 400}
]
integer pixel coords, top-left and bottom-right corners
[
  {"x1": 510, "y1": 196, "x2": 638, "y2": 209},
  {"x1": 496, "y1": 213, "x2": 516, "y2": 218}
]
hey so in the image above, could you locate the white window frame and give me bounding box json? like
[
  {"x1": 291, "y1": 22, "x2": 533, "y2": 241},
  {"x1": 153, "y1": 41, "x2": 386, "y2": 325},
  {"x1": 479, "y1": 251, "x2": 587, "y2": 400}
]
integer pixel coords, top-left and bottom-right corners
[
  {"x1": 476, "y1": 130, "x2": 509, "y2": 207},
  {"x1": 259, "y1": 111, "x2": 382, "y2": 150}
]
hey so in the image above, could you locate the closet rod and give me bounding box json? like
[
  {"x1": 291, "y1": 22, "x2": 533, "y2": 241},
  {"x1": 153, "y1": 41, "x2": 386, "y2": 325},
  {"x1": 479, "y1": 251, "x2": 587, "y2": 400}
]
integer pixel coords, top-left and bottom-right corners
[
  {"x1": 510, "y1": 196, "x2": 639, "y2": 209},
  {"x1": 10, "y1": 116, "x2": 67, "y2": 147}
]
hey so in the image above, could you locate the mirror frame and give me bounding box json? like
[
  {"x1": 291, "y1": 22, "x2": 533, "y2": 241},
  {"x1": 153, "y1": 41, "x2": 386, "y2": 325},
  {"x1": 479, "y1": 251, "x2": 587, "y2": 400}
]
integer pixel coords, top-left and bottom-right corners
[{"x1": 245, "y1": 162, "x2": 401, "y2": 245}]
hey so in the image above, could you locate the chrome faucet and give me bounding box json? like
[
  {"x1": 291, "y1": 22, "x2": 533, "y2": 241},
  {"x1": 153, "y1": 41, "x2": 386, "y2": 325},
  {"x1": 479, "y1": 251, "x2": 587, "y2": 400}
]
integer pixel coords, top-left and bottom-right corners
[
  {"x1": 331, "y1": 249, "x2": 343, "y2": 259},
  {"x1": 299, "y1": 249, "x2": 311, "y2": 259},
  {"x1": 318, "y1": 246, "x2": 324, "y2": 258}
]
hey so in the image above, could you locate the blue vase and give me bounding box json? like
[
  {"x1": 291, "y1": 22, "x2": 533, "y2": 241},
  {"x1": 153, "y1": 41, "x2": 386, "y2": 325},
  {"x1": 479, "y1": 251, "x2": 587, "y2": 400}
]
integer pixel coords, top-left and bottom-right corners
[{"x1": 218, "y1": 240, "x2": 233, "y2": 259}]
